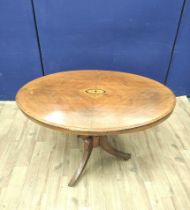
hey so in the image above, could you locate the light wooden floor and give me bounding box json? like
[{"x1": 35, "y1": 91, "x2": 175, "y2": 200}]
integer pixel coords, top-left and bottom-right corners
[{"x1": 0, "y1": 97, "x2": 190, "y2": 210}]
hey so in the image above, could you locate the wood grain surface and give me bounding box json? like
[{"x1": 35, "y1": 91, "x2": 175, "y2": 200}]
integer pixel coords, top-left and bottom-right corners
[
  {"x1": 16, "y1": 70, "x2": 176, "y2": 135},
  {"x1": 0, "y1": 97, "x2": 189, "y2": 210}
]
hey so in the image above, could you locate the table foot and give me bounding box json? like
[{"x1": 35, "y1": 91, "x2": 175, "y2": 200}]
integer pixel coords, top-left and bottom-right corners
[
  {"x1": 68, "y1": 135, "x2": 131, "y2": 187},
  {"x1": 100, "y1": 136, "x2": 131, "y2": 160},
  {"x1": 68, "y1": 136, "x2": 93, "y2": 187}
]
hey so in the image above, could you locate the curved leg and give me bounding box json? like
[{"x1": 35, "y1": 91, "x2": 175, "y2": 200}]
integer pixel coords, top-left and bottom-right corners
[
  {"x1": 100, "y1": 136, "x2": 131, "y2": 160},
  {"x1": 68, "y1": 136, "x2": 93, "y2": 187}
]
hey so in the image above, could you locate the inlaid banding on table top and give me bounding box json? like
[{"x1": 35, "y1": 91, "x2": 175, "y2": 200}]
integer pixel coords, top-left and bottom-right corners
[{"x1": 85, "y1": 88, "x2": 106, "y2": 95}]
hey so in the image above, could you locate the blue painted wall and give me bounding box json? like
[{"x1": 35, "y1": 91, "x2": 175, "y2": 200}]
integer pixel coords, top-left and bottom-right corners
[
  {"x1": 34, "y1": 0, "x2": 183, "y2": 82},
  {"x1": 0, "y1": 0, "x2": 42, "y2": 99},
  {"x1": 0, "y1": 0, "x2": 189, "y2": 99},
  {"x1": 166, "y1": 0, "x2": 190, "y2": 96}
]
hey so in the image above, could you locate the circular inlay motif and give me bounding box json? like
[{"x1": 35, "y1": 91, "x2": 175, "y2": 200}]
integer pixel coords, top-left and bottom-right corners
[{"x1": 85, "y1": 88, "x2": 106, "y2": 95}]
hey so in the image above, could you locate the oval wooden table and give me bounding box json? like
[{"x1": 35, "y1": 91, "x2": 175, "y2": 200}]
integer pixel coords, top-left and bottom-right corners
[{"x1": 16, "y1": 70, "x2": 176, "y2": 186}]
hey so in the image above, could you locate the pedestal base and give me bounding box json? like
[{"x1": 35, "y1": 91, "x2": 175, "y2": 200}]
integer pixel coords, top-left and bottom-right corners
[{"x1": 68, "y1": 136, "x2": 131, "y2": 187}]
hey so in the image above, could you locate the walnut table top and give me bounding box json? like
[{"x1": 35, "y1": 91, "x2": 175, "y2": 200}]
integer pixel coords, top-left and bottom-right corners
[{"x1": 16, "y1": 70, "x2": 176, "y2": 136}]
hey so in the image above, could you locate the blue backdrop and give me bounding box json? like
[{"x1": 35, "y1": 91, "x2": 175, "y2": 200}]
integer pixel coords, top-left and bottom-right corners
[
  {"x1": 0, "y1": 0, "x2": 189, "y2": 99},
  {"x1": 0, "y1": 0, "x2": 42, "y2": 99},
  {"x1": 167, "y1": 0, "x2": 190, "y2": 96}
]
